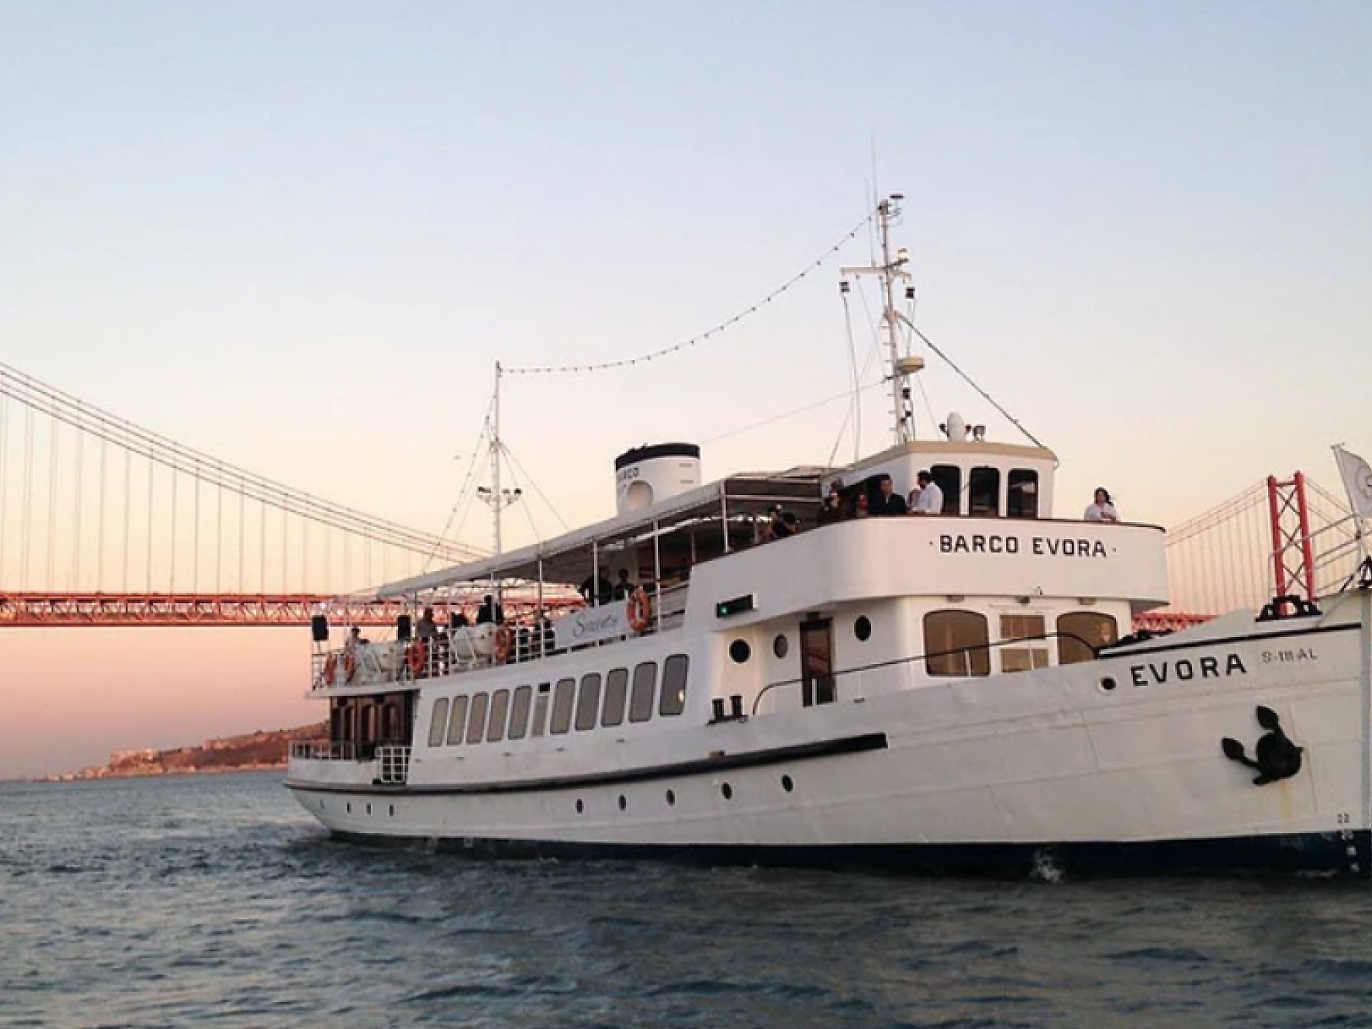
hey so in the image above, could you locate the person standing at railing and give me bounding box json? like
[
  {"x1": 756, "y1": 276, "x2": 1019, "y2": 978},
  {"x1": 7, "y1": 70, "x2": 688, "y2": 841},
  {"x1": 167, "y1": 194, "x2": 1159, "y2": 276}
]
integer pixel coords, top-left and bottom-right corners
[
  {"x1": 612, "y1": 569, "x2": 636, "y2": 601},
  {"x1": 417, "y1": 607, "x2": 439, "y2": 676}
]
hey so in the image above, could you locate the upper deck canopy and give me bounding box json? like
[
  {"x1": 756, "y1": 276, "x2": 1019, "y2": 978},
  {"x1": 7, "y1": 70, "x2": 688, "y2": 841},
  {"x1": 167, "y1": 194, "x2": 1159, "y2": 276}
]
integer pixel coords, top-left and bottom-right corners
[{"x1": 377, "y1": 468, "x2": 827, "y2": 597}]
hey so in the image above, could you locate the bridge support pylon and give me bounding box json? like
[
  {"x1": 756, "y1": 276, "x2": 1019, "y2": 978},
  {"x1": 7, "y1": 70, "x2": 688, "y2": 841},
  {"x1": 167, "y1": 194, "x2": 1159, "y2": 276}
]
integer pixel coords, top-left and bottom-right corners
[{"x1": 1266, "y1": 472, "x2": 1316, "y2": 611}]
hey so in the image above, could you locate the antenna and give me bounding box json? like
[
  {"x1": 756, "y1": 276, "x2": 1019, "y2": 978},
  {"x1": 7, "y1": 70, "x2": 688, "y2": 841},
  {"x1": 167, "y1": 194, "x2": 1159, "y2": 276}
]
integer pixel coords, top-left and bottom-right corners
[
  {"x1": 477, "y1": 361, "x2": 521, "y2": 556},
  {"x1": 842, "y1": 194, "x2": 915, "y2": 444}
]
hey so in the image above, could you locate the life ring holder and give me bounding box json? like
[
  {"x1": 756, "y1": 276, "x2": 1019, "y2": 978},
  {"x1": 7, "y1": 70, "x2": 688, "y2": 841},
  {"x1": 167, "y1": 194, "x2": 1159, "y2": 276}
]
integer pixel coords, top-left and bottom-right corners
[
  {"x1": 627, "y1": 587, "x2": 652, "y2": 633},
  {"x1": 406, "y1": 640, "x2": 426, "y2": 676},
  {"x1": 494, "y1": 625, "x2": 513, "y2": 664}
]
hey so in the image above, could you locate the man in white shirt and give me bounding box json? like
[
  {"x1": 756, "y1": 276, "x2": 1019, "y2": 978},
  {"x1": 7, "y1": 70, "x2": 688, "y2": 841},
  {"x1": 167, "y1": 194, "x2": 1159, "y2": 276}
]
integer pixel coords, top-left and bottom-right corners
[{"x1": 912, "y1": 470, "x2": 944, "y2": 514}]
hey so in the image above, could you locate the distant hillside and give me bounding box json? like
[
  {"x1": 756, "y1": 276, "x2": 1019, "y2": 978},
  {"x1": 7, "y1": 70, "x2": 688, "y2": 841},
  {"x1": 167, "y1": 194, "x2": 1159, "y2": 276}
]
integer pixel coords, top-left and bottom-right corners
[{"x1": 59, "y1": 723, "x2": 328, "y2": 781}]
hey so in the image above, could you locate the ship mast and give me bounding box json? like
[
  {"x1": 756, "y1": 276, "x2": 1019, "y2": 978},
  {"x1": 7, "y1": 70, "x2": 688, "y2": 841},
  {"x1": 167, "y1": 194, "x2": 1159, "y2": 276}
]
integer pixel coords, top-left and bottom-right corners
[
  {"x1": 842, "y1": 194, "x2": 916, "y2": 443},
  {"x1": 479, "y1": 360, "x2": 520, "y2": 556}
]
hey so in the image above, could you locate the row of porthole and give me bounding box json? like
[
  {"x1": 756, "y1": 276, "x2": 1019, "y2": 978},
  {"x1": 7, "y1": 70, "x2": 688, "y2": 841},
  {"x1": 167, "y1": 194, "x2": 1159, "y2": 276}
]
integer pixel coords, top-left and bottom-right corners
[
  {"x1": 731, "y1": 617, "x2": 874, "y2": 664},
  {"x1": 574, "y1": 773, "x2": 796, "y2": 814}
]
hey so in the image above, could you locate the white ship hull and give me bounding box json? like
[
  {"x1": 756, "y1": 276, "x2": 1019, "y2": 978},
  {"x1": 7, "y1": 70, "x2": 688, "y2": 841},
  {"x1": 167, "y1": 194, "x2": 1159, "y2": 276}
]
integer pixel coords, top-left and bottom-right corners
[{"x1": 288, "y1": 593, "x2": 1372, "y2": 877}]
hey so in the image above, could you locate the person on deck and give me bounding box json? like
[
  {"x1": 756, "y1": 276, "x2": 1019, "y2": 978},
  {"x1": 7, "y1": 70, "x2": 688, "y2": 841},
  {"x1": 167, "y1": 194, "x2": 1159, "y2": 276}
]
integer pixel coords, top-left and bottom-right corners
[
  {"x1": 817, "y1": 481, "x2": 845, "y2": 525},
  {"x1": 612, "y1": 569, "x2": 636, "y2": 601},
  {"x1": 579, "y1": 571, "x2": 612, "y2": 606},
  {"x1": 911, "y1": 471, "x2": 944, "y2": 515},
  {"x1": 1084, "y1": 487, "x2": 1120, "y2": 522},
  {"x1": 871, "y1": 475, "x2": 908, "y2": 517},
  {"x1": 475, "y1": 594, "x2": 505, "y2": 625}
]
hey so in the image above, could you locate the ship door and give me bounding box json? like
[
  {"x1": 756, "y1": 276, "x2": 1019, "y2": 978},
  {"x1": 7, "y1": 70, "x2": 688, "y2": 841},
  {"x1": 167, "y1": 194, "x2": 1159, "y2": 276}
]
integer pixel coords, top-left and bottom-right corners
[{"x1": 800, "y1": 618, "x2": 836, "y2": 707}]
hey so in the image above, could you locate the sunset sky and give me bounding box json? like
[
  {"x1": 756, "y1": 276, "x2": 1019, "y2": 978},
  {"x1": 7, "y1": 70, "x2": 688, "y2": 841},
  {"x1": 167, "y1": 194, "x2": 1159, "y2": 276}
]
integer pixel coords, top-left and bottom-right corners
[{"x1": 1, "y1": 1, "x2": 1369, "y2": 779}]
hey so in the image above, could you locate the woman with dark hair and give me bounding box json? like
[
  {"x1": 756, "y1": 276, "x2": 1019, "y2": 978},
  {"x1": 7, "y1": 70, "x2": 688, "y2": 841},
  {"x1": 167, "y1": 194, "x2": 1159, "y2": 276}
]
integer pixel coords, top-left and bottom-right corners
[{"x1": 1083, "y1": 487, "x2": 1119, "y2": 522}]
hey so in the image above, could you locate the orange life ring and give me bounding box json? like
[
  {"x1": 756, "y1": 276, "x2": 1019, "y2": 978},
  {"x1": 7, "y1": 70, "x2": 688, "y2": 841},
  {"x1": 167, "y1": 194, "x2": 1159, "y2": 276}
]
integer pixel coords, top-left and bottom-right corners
[
  {"x1": 344, "y1": 651, "x2": 358, "y2": 682},
  {"x1": 406, "y1": 641, "x2": 426, "y2": 675},
  {"x1": 322, "y1": 653, "x2": 338, "y2": 685},
  {"x1": 627, "y1": 587, "x2": 652, "y2": 632},
  {"x1": 493, "y1": 625, "x2": 513, "y2": 664}
]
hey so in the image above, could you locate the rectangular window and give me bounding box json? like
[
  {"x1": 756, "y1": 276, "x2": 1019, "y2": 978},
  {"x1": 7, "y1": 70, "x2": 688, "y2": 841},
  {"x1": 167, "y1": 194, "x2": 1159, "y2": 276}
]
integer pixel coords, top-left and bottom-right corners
[
  {"x1": 968, "y1": 467, "x2": 1000, "y2": 517},
  {"x1": 575, "y1": 673, "x2": 602, "y2": 731},
  {"x1": 487, "y1": 688, "x2": 511, "y2": 742},
  {"x1": 602, "y1": 668, "x2": 629, "y2": 727},
  {"x1": 924, "y1": 611, "x2": 991, "y2": 676},
  {"x1": 930, "y1": 464, "x2": 962, "y2": 515},
  {"x1": 508, "y1": 685, "x2": 532, "y2": 739},
  {"x1": 427, "y1": 698, "x2": 450, "y2": 748},
  {"x1": 1000, "y1": 614, "x2": 1049, "y2": 673},
  {"x1": 660, "y1": 655, "x2": 688, "y2": 716},
  {"x1": 446, "y1": 696, "x2": 468, "y2": 746},
  {"x1": 550, "y1": 678, "x2": 576, "y2": 734},
  {"x1": 531, "y1": 692, "x2": 549, "y2": 738},
  {"x1": 629, "y1": 662, "x2": 657, "y2": 723},
  {"x1": 465, "y1": 693, "x2": 489, "y2": 744},
  {"x1": 1007, "y1": 470, "x2": 1039, "y2": 519}
]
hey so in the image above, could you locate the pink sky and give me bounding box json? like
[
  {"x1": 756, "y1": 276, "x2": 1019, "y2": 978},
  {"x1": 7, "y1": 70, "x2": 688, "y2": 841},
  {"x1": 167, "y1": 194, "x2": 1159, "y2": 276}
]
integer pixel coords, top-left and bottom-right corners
[{"x1": 0, "y1": 628, "x2": 318, "y2": 779}]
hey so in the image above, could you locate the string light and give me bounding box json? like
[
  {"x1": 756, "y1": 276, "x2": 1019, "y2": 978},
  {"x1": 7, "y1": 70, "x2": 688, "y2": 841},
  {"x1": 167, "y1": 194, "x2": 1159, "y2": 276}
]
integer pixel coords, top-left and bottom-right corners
[{"x1": 505, "y1": 210, "x2": 877, "y2": 376}]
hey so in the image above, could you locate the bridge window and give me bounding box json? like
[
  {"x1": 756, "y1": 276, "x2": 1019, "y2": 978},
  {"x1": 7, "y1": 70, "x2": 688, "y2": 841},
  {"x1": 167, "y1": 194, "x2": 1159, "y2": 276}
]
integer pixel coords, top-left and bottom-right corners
[
  {"x1": 427, "y1": 698, "x2": 449, "y2": 749},
  {"x1": 1007, "y1": 470, "x2": 1039, "y2": 519},
  {"x1": 660, "y1": 655, "x2": 688, "y2": 716},
  {"x1": 602, "y1": 668, "x2": 629, "y2": 727},
  {"x1": 1057, "y1": 612, "x2": 1119, "y2": 665},
  {"x1": 930, "y1": 465, "x2": 962, "y2": 515},
  {"x1": 487, "y1": 688, "x2": 511, "y2": 742},
  {"x1": 924, "y1": 610, "x2": 991, "y2": 676},
  {"x1": 969, "y1": 467, "x2": 1000, "y2": 517},
  {"x1": 508, "y1": 685, "x2": 532, "y2": 740},
  {"x1": 576, "y1": 673, "x2": 602, "y2": 731},
  {"x1": 465, "y1": 693, "x2": 489, "y2": 744},
  {"x1": 550, "y1": 678, "x2": 576, "y2": 734},
  {"x1": 446, "y1": 696, "x2": 468, "y2": 745},
  {"x1": 630, "y1": 662, "x2": 657, "y2": 723},
  {"x1": 999, "y1": 614, "x2": 1049, "y2": 673}
]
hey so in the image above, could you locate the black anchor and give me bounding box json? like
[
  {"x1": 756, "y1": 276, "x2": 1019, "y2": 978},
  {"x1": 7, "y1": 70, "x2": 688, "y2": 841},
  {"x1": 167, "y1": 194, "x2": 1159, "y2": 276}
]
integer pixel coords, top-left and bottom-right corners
[{"x1": 1222, "y1": 705, "x2": 1303, "y2": 786}]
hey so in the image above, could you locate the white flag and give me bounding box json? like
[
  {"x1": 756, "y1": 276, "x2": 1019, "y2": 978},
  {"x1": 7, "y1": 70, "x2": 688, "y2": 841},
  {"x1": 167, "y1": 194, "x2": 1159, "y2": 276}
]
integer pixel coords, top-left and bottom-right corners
[{"x1": 1333, "y1": 444, "x2": 1372, "y2": 519}]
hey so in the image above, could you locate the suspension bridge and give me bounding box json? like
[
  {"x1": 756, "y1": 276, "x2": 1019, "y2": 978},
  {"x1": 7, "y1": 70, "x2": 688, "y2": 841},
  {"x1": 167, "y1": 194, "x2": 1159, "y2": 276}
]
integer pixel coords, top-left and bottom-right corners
[{"x1": 0, "y1": 359, "x2": 1360, "y2": 631}]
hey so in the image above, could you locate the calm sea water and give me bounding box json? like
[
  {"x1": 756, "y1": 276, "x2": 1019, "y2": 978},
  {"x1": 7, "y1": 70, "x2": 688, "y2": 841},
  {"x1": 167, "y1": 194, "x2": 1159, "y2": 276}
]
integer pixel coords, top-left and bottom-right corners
[{"x1": 4, "y1": 773, "x2": 1372, "y2": 1029}]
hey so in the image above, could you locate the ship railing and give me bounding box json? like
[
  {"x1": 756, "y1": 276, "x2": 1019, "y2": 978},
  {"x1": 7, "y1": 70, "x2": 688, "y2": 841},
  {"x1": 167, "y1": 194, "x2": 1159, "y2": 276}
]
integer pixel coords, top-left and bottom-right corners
[
  {"x1": 376, "y1": 745, "x2": 411, "y2": 784},
  {"x1": 289, "y1": 740, "x2": 356, "y2": 761}
]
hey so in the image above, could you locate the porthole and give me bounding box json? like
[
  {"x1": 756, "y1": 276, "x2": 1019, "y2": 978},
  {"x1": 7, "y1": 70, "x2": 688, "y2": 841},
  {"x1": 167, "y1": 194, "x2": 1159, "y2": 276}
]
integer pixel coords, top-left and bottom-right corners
[
  {"x1": 721, "y1": 782, "x2": 733, "y2": 800},
  {"x1": 618, "y1": 795, "x2": 627, "y2": 811},
  {"x1": 854, "y1": 616, "x2": 873, "y2": 642},
  {"x1": 781, "y1": 774, "x2": 794, "y2": 792},
  {"x1": 773, "y1": 634, "x2": 789, "y2": 659},
  {"x1": 1101, "y1": 676, "x2": 1118, "y2": 692},
  {"x1": 665, "y1": 789, "x2": 676, "y2": 806},
  {"x1": 729, "y1": 640, "x2": 752, "y2": 664},
  {"x1": 346, "y1": 802, "x2": 352, "y2": 813},
  {"x1": 366, "y1": 803, "x2": 372, "y2": 816},
  {"x1": 575, "y1": 798, "x2": 584, "y2": 814},
  {"x1": 389, "y1": 805, "x2": 395, "y2": 817}
]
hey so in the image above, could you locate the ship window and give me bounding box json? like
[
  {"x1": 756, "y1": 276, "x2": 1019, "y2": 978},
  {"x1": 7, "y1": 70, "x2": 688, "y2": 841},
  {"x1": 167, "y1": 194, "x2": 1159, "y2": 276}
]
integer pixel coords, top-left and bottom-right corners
[
  {"x1": 660, "y1": 655, "x2": 688, "y2": 716},
  {"x1": 923, "y1": 610, "x2": 991, "y2": 676},
  {"x1": 930, "y1": 465, "x2": 962, "y2": 515},
  {"x1": 576, "y1": 673, "x2": 602, "y2": 731},
  {"x1": 427, "y1": 698, "x2": 450, "y2": 748},
  {"x1": 1057, "y1": 612, "x2": 1119, "y2": 665},
  {"x1": 531, "y1": 691, "x2": 549, "y2": 738},
  {"x1": 550, "y1": 678, "x2": 576, "y2": 734},
  {"x1": 1008, "y1": 470, "x2": 1039, "y2": 519},
  {"x1": 508, "y1": 685, "x2": 532, "y2": 739},
  {"x1": 630, "y1": 662, "x2": 657, "y2": 723},
  {"x1": 602, "y1": 668, "x2": 629, "y2": 727},
  {"x1": 446, "y1": 696, "x2": 468, "y2": 745},
  {"x1": 487, "y1": 688, "x2": 511, "y2": 742},
  {"x1": 969, "y1": 467, "x2": 1000, "y2": 517},
  {"x1": 466, "y1": 693, "x2": 489, "y2": 744},
  {"x1": 1000, "y1": 614, "x2": 1049, "y2": 673}
]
